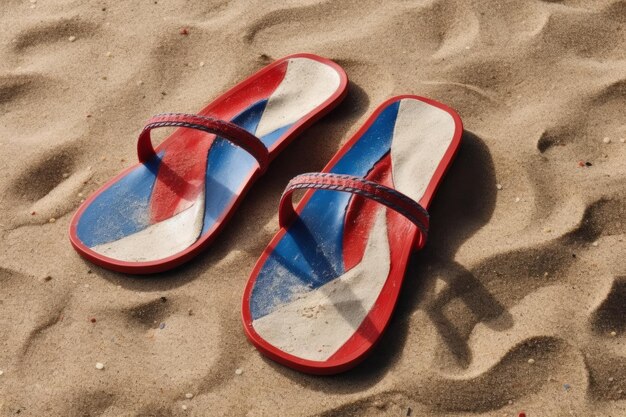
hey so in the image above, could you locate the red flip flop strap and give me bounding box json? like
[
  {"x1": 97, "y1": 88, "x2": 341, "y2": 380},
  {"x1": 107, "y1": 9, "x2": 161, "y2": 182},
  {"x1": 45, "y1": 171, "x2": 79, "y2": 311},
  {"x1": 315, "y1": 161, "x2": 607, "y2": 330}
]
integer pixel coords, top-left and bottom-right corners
[
  {"x1": 279, "y1": 172, "x2": 430, "y2": 249},
  {"x1": 137, "y1": 113, "x2": 269, "y2": 173}
]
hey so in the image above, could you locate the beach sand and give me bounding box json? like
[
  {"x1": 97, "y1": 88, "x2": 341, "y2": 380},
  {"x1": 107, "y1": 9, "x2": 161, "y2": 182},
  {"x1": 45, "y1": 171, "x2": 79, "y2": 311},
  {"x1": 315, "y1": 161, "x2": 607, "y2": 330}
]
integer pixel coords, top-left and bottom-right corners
[{"x1": 1, "y1": 0, "x2": 625, "y2": 415}]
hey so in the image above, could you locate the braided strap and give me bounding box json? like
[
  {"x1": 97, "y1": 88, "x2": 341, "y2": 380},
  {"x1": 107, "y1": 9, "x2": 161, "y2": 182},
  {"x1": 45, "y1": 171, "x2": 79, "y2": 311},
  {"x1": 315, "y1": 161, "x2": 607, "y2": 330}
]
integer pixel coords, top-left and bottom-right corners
[
  {"x1": 279, "y1": 172, "x2": 429, "y2": 249},
  {"x1": 137, "y1": 113, "x2": 269, "y2": 173}
]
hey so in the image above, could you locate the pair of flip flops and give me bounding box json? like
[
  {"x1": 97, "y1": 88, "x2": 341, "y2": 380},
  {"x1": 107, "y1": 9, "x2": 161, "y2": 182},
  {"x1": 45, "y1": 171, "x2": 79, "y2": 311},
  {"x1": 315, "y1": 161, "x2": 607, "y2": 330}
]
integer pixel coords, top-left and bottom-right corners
[{"x1": 69, "y1": 53, "x2": 463, "y2": 374}]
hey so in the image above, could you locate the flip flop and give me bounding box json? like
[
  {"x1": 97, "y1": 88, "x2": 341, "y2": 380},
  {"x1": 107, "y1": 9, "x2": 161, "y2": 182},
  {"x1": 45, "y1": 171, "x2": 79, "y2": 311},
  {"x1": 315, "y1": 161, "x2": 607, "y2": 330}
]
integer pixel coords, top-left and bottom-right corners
[
  {"x1": 242, "y1": 95, "x2": 462, "y2": 374},
  {"x1": 69, "y1": 53, "x2": 348, "y2": 274}
]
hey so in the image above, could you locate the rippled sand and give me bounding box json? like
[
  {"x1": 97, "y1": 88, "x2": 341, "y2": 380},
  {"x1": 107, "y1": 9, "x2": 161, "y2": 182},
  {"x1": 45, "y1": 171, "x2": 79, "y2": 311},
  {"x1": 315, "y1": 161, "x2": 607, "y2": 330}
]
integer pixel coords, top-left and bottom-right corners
[{"x1": 0, "y1": 0, "x2": 625, "y2": 415}]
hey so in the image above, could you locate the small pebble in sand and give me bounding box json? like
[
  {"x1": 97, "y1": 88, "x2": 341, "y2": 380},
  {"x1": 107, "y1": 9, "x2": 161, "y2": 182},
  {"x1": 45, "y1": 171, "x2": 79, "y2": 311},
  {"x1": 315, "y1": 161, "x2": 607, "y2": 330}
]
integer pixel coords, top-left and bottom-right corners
[
  {"x1": 68, "y1": 36, "x2": 77, "y2": 42},
  {"x1": 49, "y1": 218, "x2": 56, "y2": 223},
  {"x1": 62, "y1": 172, "x2": 69, "y2": 178},
  {"x1": 527, "y1": 358, "x2": 535, "y2": 364},
  {"x1": 78, "y1": 192, "x2": 83, "y2": 198},
  {"x1": 518, "y1": 412, "x2": 526, "y2": 417},
  {"x1": 602, "y1": 137, "x2": 611, "y2": 144},
  {"x1": 137, "y1": 80, "x2": 144, "y2": 86},
  {"x1": 578, "y1": 161, "x2": 585, "y2": 167},
  {"x1": 618, "y1": 389, "x2": 623, "y2": 395},
  {"x1": 106, "y1": 51, "x2": 112, "y2": 57},
  {"x1": 515, "y1": 197, "x2": 520, "y2": 203},
  {"x1": 585, "y1": 161, "x2": 592, "y2": 167},
  {"x1": 199, "y1": 61, "x2": 205, "y2": 67},
  {"x1": 182, "y1": 405, "x2": 188, "y2": 411},
  {"x1": 496, "y1": 183, "x2": 503, "y2": 190},
  {"x1": 543, "y1": 272, "x2": 549, "y2": 277},
  {"x1": 95, "y1": 362, "x2": 105, "y2": 370},
  {"x1": 611, "y1": 331, "x2": 617, "y2": 337},
  {"x1": 43, "y1": 275, "x2": 52, "y2": 282},
  {"x1": 374, "y1": 400, "x2": 385, "y2": 409},
  {"x1": 180, "y1": 27, "x2": 189, "y2": 35},
  {"x1": 620, "y1": 138, "x2": 625, "y2": 143},
  {"x1": 591, "y1": 241, "x2": 598, "y2": 247},
  {"x1": 608, "y1": 377, "x2": 614, "y2": 382},
  {"x1": 508, "y1": 400, "x2": 513, "y2": 405},
  {"x1": 188, "y1": 309, "x2": 193, "y2": 316},
  {"x1": 543, "y1": 227, "x2": 551, "y2": 233},
  {"x1": 159, "y1": 322, "x2": 165, "y2": 329},
  {"x1": 235, "y1": 368, "x2": 243, "y2": 375},
  {"x1": 90, "y1": 318, "x2": 96, "y2": 323},
  {"x1": 31, "y1": 211, "x2": 36, "y2": 215},
  {"x1": 563, "y1": 383, "x2": 571, "y2": 391},
  {"x1": 0, "y1": 370, "x2": 3, "y2": 376}
]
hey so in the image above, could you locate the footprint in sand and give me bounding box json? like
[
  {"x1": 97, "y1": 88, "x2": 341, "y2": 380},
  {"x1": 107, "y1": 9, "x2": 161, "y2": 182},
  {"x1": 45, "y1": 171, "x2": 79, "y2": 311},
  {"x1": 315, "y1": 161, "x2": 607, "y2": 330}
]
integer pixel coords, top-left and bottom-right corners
[{"x1": 4, "y1": 143, "x2": 92, "y2": 228}]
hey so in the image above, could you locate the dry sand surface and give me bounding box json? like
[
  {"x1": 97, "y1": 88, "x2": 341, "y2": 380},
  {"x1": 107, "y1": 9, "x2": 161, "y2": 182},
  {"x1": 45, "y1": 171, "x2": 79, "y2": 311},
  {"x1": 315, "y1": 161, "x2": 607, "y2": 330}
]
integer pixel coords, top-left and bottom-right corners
[{"x1": 1, "y1": 0, "x2": 625, "y2": 416}]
